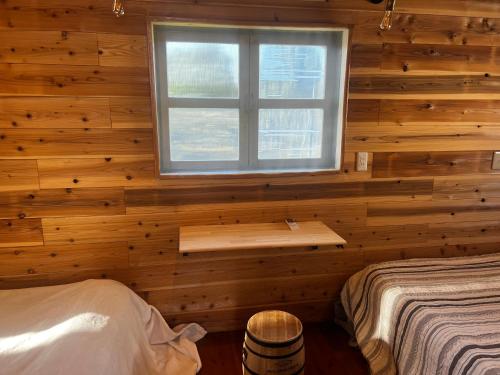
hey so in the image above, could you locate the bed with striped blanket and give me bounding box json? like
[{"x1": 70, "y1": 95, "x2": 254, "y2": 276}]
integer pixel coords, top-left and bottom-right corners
[{"x1": 340, "y1": 253, "x2": 500, "y2": 375}]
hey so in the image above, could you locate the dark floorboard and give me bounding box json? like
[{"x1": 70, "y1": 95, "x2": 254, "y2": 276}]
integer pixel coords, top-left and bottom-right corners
[{"x1": 198, "y1": 323, "x2": 370, "y2": 374}]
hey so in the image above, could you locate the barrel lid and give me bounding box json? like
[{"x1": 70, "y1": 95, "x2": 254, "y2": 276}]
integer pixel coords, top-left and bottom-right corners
[{"x1": 247, "y1": 310, "x2": 303, "y2": 344}]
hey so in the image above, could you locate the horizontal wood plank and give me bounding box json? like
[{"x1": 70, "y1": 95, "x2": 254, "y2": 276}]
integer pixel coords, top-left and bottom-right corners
[
  {"x1": 379, "y1": 99, "x2": 500, "y2": 126},
  {"x1": 38, "y1": 156, "x2": 156, "y2": 188},
  {"x1": 0, "y1": 218, "x2": 43, "y2": 248},
  {"x1": 367, "y1": 198, "x2": 500, "y2": 226},
  {"x1": 0, "y1": 188, "x2": 125, "y2": 219},
  {"x1": 110, "y1": 97, "x2": 152, "y2": 128},
  {"x1": 0, "y1": 63, "x2": 150, "y2": 97},
  {"x1": 350, "y1": 75, "x2": 500, "y2": 99},
  {"x1": 0, "y1": 97, "x2": 110, "y2": 128},
  {"x1": 381, "y1": 43, "x2": 499, "y2": 74},
  {"x1": 0, "y1": 160, "x2": 39, "y2": 192},
  {"x1": 147, "y1": 273, "x2": 351, "y2": 315},
  {"x1": 0, "y1": 30, "x2": 98, "y2": 65},
  {"x1": 97, "y1": 34, "x2": 147, "y2": 67},
  {"x1": 347, "y1": 99, "x2": 379, "y2": 124},
  {"x1": 125, "y1": 179, "x2": 432, "y2": 207},
  {"x1": 0, "y1": 0, "x2": 146, "y2": 34},
  {"x1": 433, "y1": 176, "x2": 500, "y2": 200},
  {"x1": 0, "y1": 129, "x2": 153, "y2": 158},
  {"x1": 346, "y1": 124, "x2": 500, "y2": 152},
  {"x1": 0, "y1": 242, "x2": 129, "y2": 276},
  {"x1": 353, "y1": 14, "x2": 500, "y2": 46},
  {"x1": 372, "y1": 151, "x2": 495, "y2": 178}
]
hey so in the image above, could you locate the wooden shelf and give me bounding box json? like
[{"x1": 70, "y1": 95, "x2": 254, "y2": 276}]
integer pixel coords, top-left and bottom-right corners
[{"x1": 179, "y1": 221, "x2": 346, "y2": 253}]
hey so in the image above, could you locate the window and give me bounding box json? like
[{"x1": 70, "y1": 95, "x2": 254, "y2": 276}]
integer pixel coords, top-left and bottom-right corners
[{"x1": 152, "y1": 25, "x2": 349, "y2": 175}]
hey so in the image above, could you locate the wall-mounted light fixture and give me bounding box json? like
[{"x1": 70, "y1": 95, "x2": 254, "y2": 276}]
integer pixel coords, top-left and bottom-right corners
[
  {"x1": 113, "y1": 0, "x2": 125, "y2": 17},
  {"x1": 369, "y1": 0, "x2": 397, "y2": 30},
  {"x1": 380, "y1": 0, "x2": 396, "y2": 30}
]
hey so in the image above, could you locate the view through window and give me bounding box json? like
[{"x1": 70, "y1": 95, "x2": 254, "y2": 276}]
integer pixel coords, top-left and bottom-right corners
[{"x1": 153, "y1": 25, "x2": 349, "y2": 174}]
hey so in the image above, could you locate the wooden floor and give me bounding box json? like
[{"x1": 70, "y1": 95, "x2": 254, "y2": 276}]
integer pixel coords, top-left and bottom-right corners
[{"x1": 198, "y1": 323, "x2": 370, "y2": 374}]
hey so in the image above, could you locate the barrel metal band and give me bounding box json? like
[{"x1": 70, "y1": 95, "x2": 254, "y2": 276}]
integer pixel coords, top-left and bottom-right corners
[
  {"x1": 244, "y1": 342, "x2": 304, "y2": 360},
  {"x1": 245, "y1": 330, "x2": 303, "y2": 348},
  {"x1": 243, "y1": 361, "x2": 305, "y2": 375}
]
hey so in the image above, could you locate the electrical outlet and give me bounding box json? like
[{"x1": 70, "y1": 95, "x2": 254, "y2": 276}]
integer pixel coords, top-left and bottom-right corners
[
  {"x1": 356, "y1": 152, "x2": 368, "y2": 172},
  {"x1": 493, "y1": 152, "x2": 500, "y2": 170}
]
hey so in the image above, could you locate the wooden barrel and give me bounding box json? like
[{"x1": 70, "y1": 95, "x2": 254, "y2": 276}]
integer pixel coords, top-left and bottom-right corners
[{"x1": 242, "y1": 310, "x2": 305, "y2": 375}]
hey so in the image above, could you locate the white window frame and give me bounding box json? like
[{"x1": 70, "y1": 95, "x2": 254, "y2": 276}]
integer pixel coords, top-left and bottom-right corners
[{"x1": 152, "y1": 24, "x2": 349, "y2": 175}]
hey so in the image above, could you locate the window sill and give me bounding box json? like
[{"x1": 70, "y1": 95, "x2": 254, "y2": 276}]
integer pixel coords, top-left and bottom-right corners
[{"x1": 158, "y1": 168, "x2": 341, "y2": 179}]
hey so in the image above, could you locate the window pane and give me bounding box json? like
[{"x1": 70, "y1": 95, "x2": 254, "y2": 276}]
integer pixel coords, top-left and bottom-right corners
[
  {"x1": 169, "y1": 108, "x2": 239, "y2": 161},
  {"x1": 166, "y1": 42, "x2": 239, "y2": 98},
  {"x1": 259, "y1": 44, "x2": 326, "y2": 99},
  {"x1": 258, "y1": 109, "x2": 323, "y2": 160}
]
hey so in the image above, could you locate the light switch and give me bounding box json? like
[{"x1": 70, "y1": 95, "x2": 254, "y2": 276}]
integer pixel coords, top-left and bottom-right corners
[
  {"x1": 493, "y1": 152, "x2": 500, "y2": 170},
  {"x1": 356, "y1": 152, "x2": 369, "y2": 172}
]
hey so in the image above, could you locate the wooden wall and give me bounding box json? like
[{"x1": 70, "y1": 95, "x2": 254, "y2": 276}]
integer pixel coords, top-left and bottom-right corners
[{"x1": 1, "y1": 0, "x2": 500, "y2": 331}]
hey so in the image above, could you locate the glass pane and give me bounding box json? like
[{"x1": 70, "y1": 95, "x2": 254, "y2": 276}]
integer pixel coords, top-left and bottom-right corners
[
  {"x1": 259, "y1": 44, "x2": 327, "y2": 99},
  {"x1": 258, "y1": 109, "x2": 323, "y2": 160},
  {"x1": 169, "y1": 108, "x2": 239, "y2": 161},
  {"x1": 166, "y1": 42, "x2": 239, "y2": 98}
]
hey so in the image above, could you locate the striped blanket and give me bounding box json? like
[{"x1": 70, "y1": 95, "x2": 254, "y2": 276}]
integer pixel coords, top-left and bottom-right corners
[{"x1": 341, "y1": 253, "x2": 500, "y2": 375}]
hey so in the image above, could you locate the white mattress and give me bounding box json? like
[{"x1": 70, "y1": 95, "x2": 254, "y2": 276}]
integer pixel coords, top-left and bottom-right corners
[{"x1": 0, "y1": 279, "x2": 206, "y2": 375}]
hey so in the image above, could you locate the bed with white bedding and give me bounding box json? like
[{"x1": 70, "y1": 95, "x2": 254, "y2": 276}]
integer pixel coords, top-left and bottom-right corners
[
  {"x1": 341, "y1": 252, "x2": 500, "y2": 375},
  {"x1": 0, "y1": 279, "x2": 206, "y2": 375}
]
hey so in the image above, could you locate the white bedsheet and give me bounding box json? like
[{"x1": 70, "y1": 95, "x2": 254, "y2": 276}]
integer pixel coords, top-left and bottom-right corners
[{"x1": 0, "y1": 279, "x2": 207, "y2": 375}]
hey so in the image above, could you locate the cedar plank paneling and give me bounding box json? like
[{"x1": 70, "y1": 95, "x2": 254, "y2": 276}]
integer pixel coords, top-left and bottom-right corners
[
  {"x1": 0, "y1": 129, "x2": 153, "y2": 158},
  {"x1": 124, "y1": 179, "x2": 432, "y2": 207},
  {"x1": 372, "y1": 151, "x2": 494, "y2": 178},
  {"x1": 367, "y1": 198, "x2": 500, "y2": 226},
  {"x1": 0, "y1": 218, "x2": 43, "y2": 248},
  {"x1": 1, "y1": 0, "x2": 500, "y2": 332},
  {"x1": 381, "y1": 43, "x2": 499, "y2": 74},
  {"x1": 0, "y1": 30, "x2": 98, "y2": 65},
  {"x1": 0, "y1": 97, "x2": 111, "y2": 128},
  {"x1": 346, "y1": 124, "x2": 500, "y2": 152},
  {"x1": 379, "y1": 99, "x2": 500, "y2": 125},
  {"x1": 43, "y1": 202, "x2": 367, "y2": 245},
  {"x1": 0, "y1": 0, "x2": 146, "y2": 34},
  {"x1": 349, "y1": 74, "x2": 500, "y2": 99},
  {"x1": 0, "y1": 63, "x2": 150, "y2": 97},
  {"x1": 0, "y1": 160, "x2": 39, "y2": 192},
  {"x1": 347, "y1": 99, "x2": 380, "y2": 124},
  {"x1": 38, "y1": 156, "x2": 156, "y2": 188},
  {"x1": 433, "y1": 176, "x2": 500, "y2": 200},
  {"x1": 350, "y1": 44, "x2": 382, "y2": 72},
  {"x1": 147, "y1": 273, "x2": 351, "y2": 315},
  {"x1": 0, "y1": 242, "x2": 129, "y2": 276},
  {"x1": 363, "y1": 242, "x2": 500, "y2": 265},
  {"x1": 0, "y1": 188, "x2": 125, "y2": 219},
  {"x1": 167, "y1": 299, "x2": 334, "y2": 332},
  {"x1": 353, "y1": 14, "x2": 500, "y2": 46},
  {"x1": 97, "y1": 34, "x2": 148, "y2": 67},
  {"x1": 110, "y1": 97, "x2": 152, "y2": 128}
]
